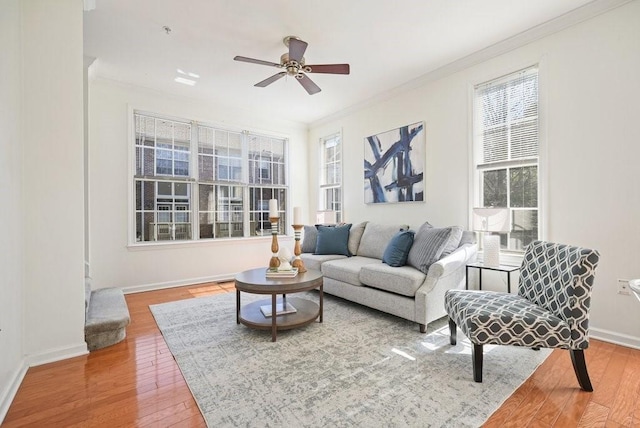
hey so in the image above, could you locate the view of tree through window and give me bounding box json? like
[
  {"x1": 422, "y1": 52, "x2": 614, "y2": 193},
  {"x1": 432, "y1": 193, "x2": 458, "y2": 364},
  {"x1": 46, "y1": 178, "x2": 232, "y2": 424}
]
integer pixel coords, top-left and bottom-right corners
[
  {"x1": 133, "y1": 113, "x2": 288, "y2": 243},
  {"x1": 474, "y1": 66, "x2": 539, "y2": 251}
]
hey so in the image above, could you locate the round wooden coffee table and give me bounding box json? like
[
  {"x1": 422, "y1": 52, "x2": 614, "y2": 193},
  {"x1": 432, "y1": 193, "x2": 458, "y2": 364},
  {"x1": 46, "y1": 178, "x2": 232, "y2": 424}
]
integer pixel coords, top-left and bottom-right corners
[{"x1": 235, "y1": 268, "x2": 323, "y2": 342}]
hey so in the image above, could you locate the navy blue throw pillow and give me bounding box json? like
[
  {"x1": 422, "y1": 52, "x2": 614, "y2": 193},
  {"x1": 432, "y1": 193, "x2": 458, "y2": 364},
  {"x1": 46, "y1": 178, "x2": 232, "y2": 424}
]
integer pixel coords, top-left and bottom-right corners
[
  {"x1": 314, "y1": 224, "x2": 352, "y2": 256},
  {"x1": 382, "y1": 230, "x2": 415, "y2": 267}
]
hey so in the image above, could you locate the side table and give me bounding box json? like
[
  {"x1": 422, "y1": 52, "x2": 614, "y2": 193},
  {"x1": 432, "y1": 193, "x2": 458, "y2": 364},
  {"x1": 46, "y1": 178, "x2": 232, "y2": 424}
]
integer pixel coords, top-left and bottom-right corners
[{"x1": 466, "y1": 262, "x2": 520, "y2": 293}]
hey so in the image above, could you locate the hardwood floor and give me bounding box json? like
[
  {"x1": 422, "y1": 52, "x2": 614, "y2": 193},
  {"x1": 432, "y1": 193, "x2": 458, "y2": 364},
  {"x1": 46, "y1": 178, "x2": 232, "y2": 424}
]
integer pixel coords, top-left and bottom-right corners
[{"x1": 3, "y1": 282, "x2": 639, "y2": 427}]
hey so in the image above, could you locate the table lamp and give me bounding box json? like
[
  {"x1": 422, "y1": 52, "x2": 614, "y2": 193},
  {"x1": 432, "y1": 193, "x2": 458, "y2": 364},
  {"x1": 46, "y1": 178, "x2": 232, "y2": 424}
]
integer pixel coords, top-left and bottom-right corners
[
  {"x1": 316, "y1": 210, "x2": 337, "y2": 225},
  {"x1": 473, "y1": 207, "x2": 510, "y2": 267}
]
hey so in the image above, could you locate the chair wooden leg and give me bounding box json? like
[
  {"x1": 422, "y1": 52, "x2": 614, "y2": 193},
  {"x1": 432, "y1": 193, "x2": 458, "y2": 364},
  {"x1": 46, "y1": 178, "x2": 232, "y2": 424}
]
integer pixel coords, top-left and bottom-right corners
[
  {"x1": 570, "y1": 349, "x2": 593, "y2": 392},
  {"x1": 448, "y1": 317, "x2": 457, "y2": 345},
  {"x1": 473, "y1": 344, "x2": 483, "y2": 382},
  {"x1": 419, "y1": 323, "x2": 426, "y2": 333}
]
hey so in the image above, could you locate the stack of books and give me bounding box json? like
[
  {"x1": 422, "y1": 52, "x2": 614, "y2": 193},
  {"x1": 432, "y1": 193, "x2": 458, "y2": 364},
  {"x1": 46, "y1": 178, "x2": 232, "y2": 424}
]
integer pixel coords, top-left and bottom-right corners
[
  {"x1": 265, "y1": 267, "x2": 299, "y2": 278},
  {"x1": 260, "y1": 302, "x2": 298, "y2": 317}
]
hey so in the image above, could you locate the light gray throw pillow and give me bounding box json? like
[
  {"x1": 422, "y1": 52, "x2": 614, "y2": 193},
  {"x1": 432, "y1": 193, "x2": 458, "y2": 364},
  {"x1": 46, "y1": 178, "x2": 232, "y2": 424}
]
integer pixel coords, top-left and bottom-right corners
[
  {"x1": 348, "y1": 221, "x2": 368, "y2": 256},
  {"x1": 440, "y1": 226, "x2": 464, "y2": 257},
  {"x1": 407, "y1": 223, "x2": 456, "y2": 274},
  {"x1": 301, "y1": 225, "x2": 318, "y2": 253},
  {"x1": 459, "y1": 230, "x2": 476, "y2": 246}
]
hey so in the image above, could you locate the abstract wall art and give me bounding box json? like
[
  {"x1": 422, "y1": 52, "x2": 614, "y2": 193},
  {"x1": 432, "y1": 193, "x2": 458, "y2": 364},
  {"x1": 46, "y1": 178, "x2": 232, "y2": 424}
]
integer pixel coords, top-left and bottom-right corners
[{"x1": 364, "y1": 122, "x2": 425, "y2": 204}]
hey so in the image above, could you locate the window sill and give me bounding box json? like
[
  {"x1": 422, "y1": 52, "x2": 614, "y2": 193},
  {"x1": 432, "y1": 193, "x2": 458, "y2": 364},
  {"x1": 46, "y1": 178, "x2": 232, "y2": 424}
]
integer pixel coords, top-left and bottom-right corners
[{"x1": 127, "y1": 235, "x2": 294, "y2": 251}]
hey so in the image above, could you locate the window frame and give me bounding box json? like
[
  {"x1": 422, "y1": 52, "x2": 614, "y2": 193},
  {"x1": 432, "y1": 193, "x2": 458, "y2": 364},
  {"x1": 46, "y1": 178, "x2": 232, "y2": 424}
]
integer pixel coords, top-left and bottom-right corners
[
  {"x1": 318, "y1": 132, "x2": 343, "y2": 223},
  {"x1": 470, "y1": 64, "x2": 546, "y2": 256},
  {"x1": 128, "y1": 109, "x2": 290, "y2": 246}
]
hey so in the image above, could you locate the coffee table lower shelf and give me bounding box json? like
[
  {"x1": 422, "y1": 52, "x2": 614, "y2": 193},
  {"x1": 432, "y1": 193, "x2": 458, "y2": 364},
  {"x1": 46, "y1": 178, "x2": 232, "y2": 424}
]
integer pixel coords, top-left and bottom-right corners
[{"x1": 238, "y1": 297, "x2": 320, "y2": 334}]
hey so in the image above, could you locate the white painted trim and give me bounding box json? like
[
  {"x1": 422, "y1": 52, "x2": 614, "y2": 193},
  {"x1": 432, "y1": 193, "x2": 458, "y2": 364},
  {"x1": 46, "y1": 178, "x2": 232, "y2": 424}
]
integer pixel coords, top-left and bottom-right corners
[
  {"x1": 310, "y1": 0, "x2": 632, "y2": 128},
  {"x1": 0, "y1": 359, "x2": 28, "y2": 425},
  {"x1": 590, "y1": 327, "x2": 640, "y2": 350},
  {"x1": 25, "y1": 343, "x2": 89, "y2": 367},
  {"x1": 537, "y1": 55, "x2": 549, "y2": 241},
  {"x1": 122, "y1": 273, "x2": 238, "y2": 295}
]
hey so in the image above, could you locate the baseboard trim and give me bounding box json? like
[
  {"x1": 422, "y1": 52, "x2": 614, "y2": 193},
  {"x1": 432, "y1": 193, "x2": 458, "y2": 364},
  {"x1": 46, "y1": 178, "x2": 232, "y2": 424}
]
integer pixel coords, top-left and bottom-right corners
[
  {"x1": 25, "y1": 342, "x2": 89, "y2": 367},
  {"x1": 591, "y1": 327, "x2": 640, "y2": 350},
  {"x1": 122, "y1": 274, "x2": 237, "y2": 295},
  {"x1": 0, "y1": 359, "x2": 28, "y2": 425}
]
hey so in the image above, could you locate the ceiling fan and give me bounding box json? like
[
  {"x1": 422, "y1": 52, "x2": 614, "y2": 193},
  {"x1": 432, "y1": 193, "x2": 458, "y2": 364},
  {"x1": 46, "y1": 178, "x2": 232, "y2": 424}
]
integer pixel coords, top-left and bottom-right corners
[{"x1": 233, "y1": 36, "x2": 350, "y2": 95}]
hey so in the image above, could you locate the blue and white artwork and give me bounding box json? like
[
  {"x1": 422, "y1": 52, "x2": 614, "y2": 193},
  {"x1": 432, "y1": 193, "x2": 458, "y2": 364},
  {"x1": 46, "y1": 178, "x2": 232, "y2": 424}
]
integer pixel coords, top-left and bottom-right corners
[{"x1": 364, "y1": 122, "x2": 425, "y2": 204}]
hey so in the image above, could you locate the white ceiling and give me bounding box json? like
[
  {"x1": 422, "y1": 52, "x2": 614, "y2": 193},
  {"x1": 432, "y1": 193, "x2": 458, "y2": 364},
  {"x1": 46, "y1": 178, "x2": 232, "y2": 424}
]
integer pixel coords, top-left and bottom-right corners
[{"x1": 83, "y1": 0, "x2": 598, "y2": 125}]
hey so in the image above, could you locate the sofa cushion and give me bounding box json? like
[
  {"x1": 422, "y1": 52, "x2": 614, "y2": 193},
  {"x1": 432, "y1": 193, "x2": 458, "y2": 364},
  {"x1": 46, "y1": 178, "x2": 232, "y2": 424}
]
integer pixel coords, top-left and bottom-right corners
[
  {"x1": 315, "y1": 224, "x2": 352, "y2": 256},
  {"x1": 382, "y1": 230, "x2": 415, "y2": 267},
  {"x1": 321, "y1": 256, "x2": 380, "y2": 286},
  {"x1": 360, "y1": 263, "x2": 426, "y2": 297},
  {"x1": 407, "y1": 223, "x2": 459, "y2": 274},
  {"x1": 357, "y1": 223, "x2": 409, "y2": 259},
  {"x1": 300, "y1": 253, "x2": 347, "y2": 271},
  {"x1": 348, "y1": 221, "x2": 368, "y2": 256},
  {"x1": 301, "y1": 225, "x2": 318, "y2": 253}
]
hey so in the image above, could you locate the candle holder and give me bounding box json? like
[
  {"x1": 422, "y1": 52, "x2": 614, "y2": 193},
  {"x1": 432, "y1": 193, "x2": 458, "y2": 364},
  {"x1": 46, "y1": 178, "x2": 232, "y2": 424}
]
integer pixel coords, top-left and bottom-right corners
[
  {"x1": 269, "y1": 217, "x2": 280, "y2": 269},
  {"x1": 291, "y1": 224, "x2": 307, "y2": 273}
]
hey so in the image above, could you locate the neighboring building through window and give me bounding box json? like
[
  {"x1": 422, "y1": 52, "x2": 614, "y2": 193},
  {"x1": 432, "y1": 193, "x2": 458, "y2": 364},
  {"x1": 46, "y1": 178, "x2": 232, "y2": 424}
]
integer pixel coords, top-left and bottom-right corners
[
  {"x1": 319, "y1": 133, "x2": 342, "y2": 222},
  {"x1": 473, "y1": 66, "x2": 540, "y2": 251},
  {"x1": 134, "y1": 112, "x2": 288, "y2": 243}
]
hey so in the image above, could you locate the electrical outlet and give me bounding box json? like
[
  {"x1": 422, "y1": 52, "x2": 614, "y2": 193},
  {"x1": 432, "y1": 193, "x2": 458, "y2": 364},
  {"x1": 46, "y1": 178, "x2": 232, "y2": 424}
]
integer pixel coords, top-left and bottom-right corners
[{"x1": 617, "y1": 279, "x2": 631, "y2": 295}]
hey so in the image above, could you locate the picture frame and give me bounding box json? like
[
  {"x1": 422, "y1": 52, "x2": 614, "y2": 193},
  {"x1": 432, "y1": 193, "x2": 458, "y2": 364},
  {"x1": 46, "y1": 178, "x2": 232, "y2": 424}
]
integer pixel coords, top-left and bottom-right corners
[{"x1": 364, "y1": 122, "x2": 425, "y2": 204}]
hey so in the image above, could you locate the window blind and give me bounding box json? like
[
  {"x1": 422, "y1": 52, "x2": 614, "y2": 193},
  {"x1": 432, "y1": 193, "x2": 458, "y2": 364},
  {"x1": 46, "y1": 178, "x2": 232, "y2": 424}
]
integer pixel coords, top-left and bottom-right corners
[{"x1": 475, "y1": 67, "x2": 539, "y2": 166}]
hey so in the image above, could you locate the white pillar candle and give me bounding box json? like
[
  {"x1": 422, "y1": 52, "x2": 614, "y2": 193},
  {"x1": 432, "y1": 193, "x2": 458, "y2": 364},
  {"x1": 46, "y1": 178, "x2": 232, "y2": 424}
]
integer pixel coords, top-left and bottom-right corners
[
  {"x1": 293, "y1": 207, "x2": 302, "y2": 225},
  {"x1": 269, "y1": 199, "x2": 278, "y2": 218}
]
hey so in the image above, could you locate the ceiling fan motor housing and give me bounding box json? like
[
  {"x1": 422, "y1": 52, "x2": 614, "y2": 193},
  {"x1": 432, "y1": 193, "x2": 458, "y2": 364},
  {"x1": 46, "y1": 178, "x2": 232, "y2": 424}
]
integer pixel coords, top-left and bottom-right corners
[{"x1": 281, "y1": 53, "x2": 306, "y2": 77}]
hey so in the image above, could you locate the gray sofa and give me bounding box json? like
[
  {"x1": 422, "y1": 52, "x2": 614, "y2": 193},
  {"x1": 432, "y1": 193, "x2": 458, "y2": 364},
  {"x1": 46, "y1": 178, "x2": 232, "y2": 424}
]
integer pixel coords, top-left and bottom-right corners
[{"x1": 300, "y1": 221, "x2": 477, "y2": 332}]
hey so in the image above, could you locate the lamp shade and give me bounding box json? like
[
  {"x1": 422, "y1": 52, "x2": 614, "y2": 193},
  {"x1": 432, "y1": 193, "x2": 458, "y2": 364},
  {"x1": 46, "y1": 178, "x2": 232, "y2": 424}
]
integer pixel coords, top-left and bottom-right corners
[
  {"x1": 316, "y1": 210, "x2": 337, "y2": 225},
  {"x1": 472, "y1": 208, "x2": 510, "y2": 233}
]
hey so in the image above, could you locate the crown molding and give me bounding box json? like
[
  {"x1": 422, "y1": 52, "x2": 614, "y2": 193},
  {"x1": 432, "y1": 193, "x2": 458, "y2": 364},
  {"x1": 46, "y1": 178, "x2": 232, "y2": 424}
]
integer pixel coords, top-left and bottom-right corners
[{"x1": 310, "y1": 0, "x2": 632, "y2": 129}]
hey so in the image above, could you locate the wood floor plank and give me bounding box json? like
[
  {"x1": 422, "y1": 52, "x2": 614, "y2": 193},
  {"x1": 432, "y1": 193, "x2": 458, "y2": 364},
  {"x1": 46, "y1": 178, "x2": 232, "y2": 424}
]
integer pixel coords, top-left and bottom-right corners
[
  {"x1": 553, "y1": 389, "x2": 592, "y2": 426},
  {"x1": 608, "y1": 354, "x2": 640, "y2": 426},
  {"x1": 4, "y1": 281, "x2": 640, "y2": 428},
  {"x1": 592, "y1": 345, "x2": 631, "y2": 408},
  {"x1": 578, "y1": 401, "x2": 610, "y2": 427}
]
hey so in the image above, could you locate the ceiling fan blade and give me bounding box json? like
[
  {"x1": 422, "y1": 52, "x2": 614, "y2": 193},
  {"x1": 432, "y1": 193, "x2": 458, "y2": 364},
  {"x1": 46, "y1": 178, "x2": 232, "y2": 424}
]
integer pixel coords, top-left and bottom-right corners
[
  {"x1": 234, "y1": 56, "x2": 281, "y2": 68},
  {"x1": 288, "y1": 38, "x2": 308, "y2": 63},
  {"x1": 297, "y1": 74, "x2": 321, "y2": 95},
  {"x1": 255, "y1": 72, "x2": 286, "y2": 87},
  {"x1": 305, "y1": 64, "x2": 350, "y2": 74}
]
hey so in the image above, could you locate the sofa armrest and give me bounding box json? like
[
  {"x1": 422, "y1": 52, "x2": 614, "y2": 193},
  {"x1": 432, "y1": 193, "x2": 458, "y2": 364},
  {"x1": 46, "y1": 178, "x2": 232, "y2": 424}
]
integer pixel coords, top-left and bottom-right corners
[
  {"x1": 417, "y1": 244, "x2": 478, "y2": 295},
  {"x1": 413, "y1": 244, "x2": 477, "y2": 324}
]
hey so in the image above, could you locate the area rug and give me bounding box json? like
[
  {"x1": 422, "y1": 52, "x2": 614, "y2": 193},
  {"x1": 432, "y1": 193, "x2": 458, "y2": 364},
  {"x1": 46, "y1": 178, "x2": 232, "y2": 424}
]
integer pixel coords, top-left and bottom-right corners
[{"x1": 150, "y1": 291, "x2": 551, "y2": 427}]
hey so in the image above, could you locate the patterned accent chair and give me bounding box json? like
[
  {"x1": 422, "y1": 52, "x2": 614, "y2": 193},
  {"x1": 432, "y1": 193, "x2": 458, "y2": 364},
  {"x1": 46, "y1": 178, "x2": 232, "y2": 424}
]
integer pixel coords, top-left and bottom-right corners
[{"x1": 444, "y1": 241, "x2": 600, "y2": 391}]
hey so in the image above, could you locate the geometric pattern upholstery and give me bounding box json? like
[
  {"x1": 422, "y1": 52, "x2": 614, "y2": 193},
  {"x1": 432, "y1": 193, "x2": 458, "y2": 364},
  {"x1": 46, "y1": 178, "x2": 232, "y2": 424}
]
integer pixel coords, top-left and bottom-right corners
[
  {"x1": 517, "y1": 241, "x2": 600, "y2": 349},
  {"x1": 445, "y1": 241, "x2": 600, "y2": 351},
  {"x1": 444, "y1": 290, "x2": 572, "y2": 348}
]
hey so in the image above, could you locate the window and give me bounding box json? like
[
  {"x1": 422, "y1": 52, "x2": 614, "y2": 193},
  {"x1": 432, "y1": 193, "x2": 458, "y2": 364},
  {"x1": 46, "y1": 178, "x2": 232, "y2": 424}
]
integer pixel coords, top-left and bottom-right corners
[
  {"x1": 473, "y1": 66, "x2": 539, "y2": 251},
  {"x1": 319, "y1": 133, "x2": 342, "y2": 222},
  {"x1": 134, "y1": 112, "x2": 288, "y2": 243}
]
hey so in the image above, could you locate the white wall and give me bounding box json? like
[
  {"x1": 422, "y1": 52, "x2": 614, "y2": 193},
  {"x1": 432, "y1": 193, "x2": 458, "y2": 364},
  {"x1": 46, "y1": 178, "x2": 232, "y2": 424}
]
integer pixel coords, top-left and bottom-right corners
[
  {"x1": 88, "y1": 79, "x2": 309, "y2": 291},
  {"x1": 21, "y1": 0, "x2": 86, "y2": 361},
  {"x1": 0, "y1": 0, "x2": 26, "y2": 421},
  {"x1": 1, "y1": 0, "x2": 86, "y2": 420},
  {"x1": 309, "y1": 2, "x2": 640, "y2": 345}
]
